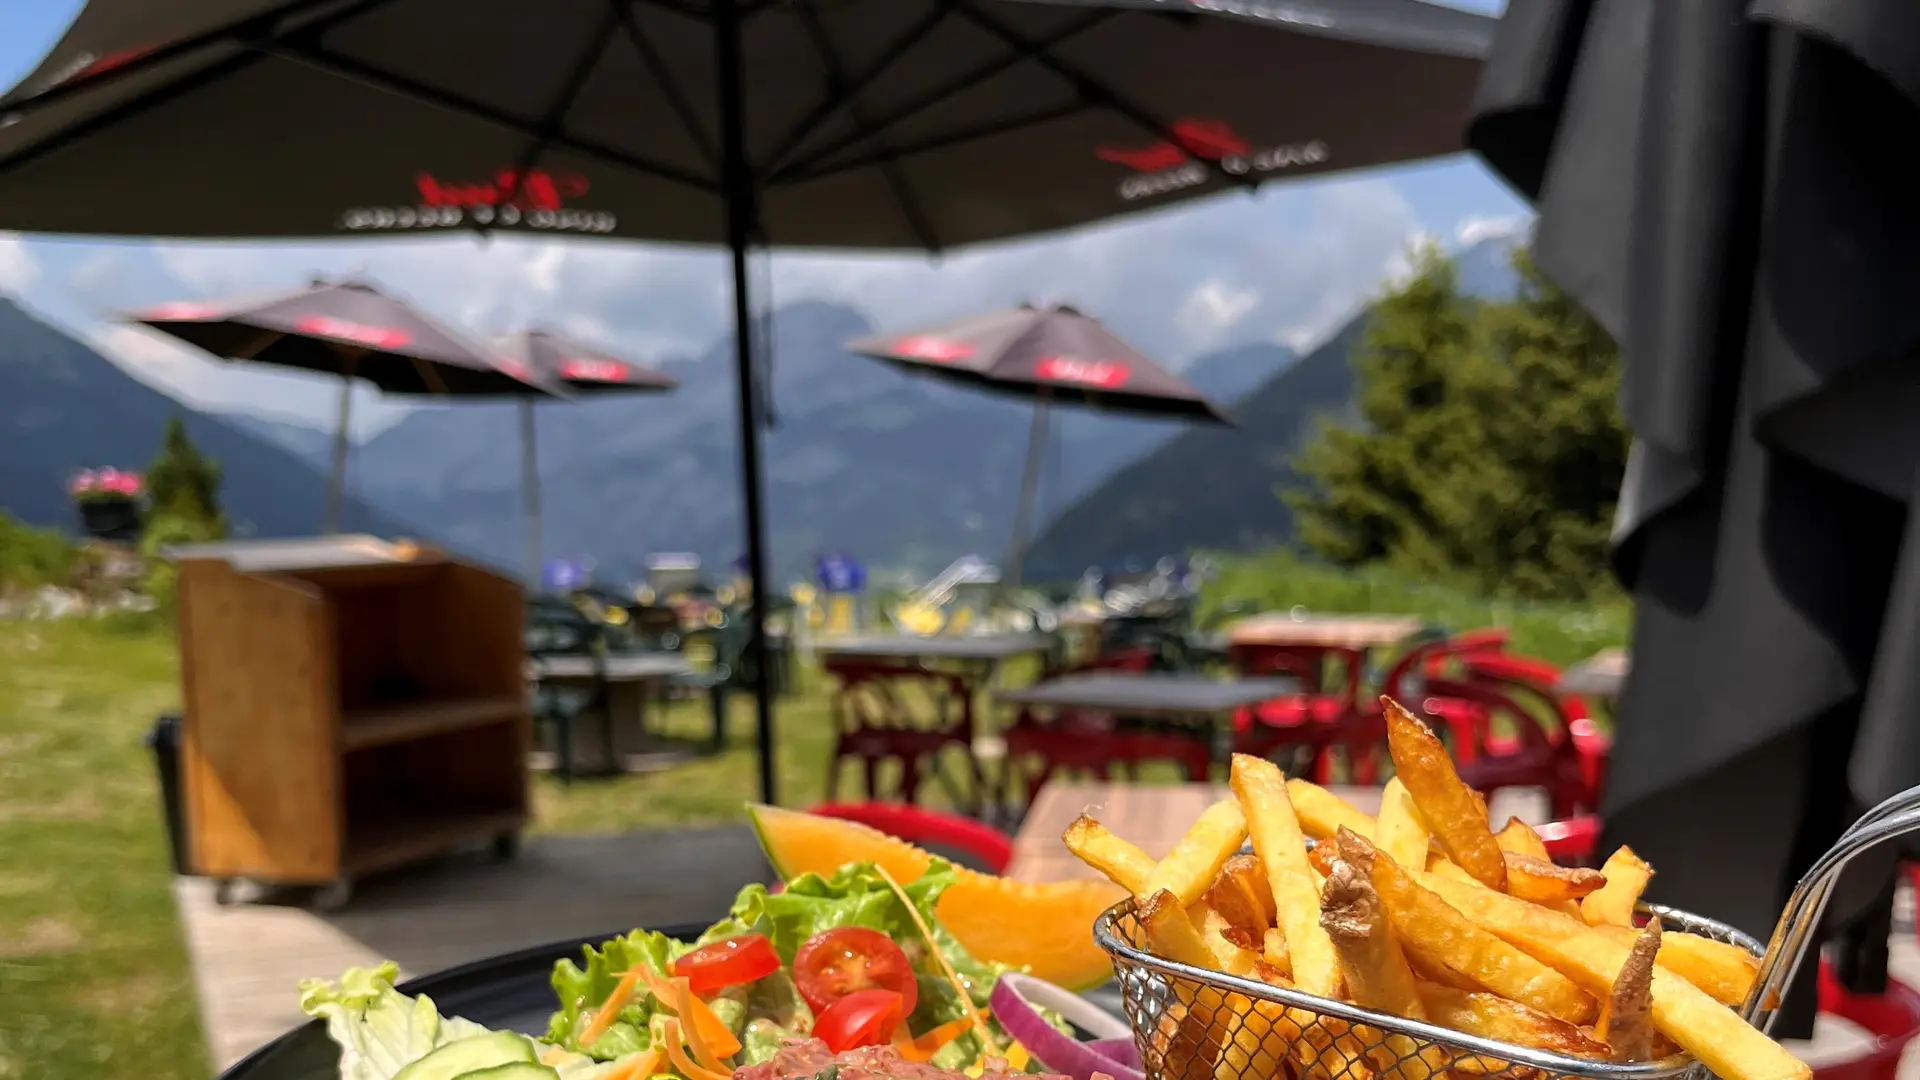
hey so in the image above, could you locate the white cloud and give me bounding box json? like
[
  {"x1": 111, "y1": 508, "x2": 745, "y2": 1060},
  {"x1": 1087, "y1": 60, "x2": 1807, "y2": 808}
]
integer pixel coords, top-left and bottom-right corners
[
  {"x1": 0, "y1": 231, "x2": 38, "y2": 293},
  {"x1": 1455, "y1": 214, "x2": 1528, "y2": 247}
]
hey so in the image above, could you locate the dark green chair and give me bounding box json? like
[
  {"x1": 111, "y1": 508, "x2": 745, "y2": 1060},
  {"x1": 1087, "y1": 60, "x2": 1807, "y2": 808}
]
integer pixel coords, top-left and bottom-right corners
[{"x1": 525, "y1": 595, "x2": 604, "y2": 784}]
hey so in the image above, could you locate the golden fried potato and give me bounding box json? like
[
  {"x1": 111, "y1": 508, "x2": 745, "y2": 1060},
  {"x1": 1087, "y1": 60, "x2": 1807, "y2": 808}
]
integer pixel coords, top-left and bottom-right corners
[
  {"x1": 1492, "y1": 818, "x2": 1552, "y2": 862},
  {"x1": 1285, "y1": 778, "x2": 1378, "y2": 841},
  {"x1": 1307, "y1": 839, "x2": 1339, "y2": 879},
  {"x1": 1321, "y1": 832, "x2": 1427, "y2": 1021},
  {"x1": 1415, "y1": 981, "x2": 1610, "y2": 1060},
  {"x1": 1504, "y1": 854, "x2": 1608, "y2": 906},
  {"x1": 1416, "y1": 873, "x2": 1809, "y2": 1080},
  {"x1": 1364, "y1": 831, "x2": 1597, "y2": 1025},
  {"x1": 1206, "y1": 854, "x2": 1275, "y2": 937},
  {"x1": 1232, "y1": 754, "x2": 1342, "y2": 999},
  {"x1": 1146, "y1": 800, "x2": 1250, "y2": 907},
  {"x1": 1590, "y1": 924, "x2": 1767, "y2": 1009},
  {"x1": 1580, "y1": 847, "x2": 1653, "y2": 927},
  {"x1": 1376, "y1": 777, "x2": 1433, "y2": 871},
  {"x1": 1382, "y1": 697, "x2": 1507, "y2": 892},
  {"x1": 1600, "y1": 920, "x2": 1661, "y2": 1061},
  {"x1": 1063, "y1": 814, "x2": 1154, "y2": 894}
]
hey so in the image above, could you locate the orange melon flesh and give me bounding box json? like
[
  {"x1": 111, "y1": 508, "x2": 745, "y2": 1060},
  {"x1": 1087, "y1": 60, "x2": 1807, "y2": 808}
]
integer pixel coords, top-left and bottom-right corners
[{"x1": 747, "y1": 804, "x2": 1123, "y2": 990}]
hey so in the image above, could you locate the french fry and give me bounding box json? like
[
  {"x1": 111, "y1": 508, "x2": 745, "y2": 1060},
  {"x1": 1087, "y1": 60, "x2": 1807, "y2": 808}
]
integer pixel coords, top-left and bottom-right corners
[
  {"x1": 1504, "y1": 854, "x2": 1608, "y2": 905},
  {"x1": 1417, "y1": 873, "x2": 1810, "y2": 1080},
  {"x1": 1321, "y1": 831, "x2": 1450, "y2": 1079},
  {"x1": 1195, "y1": 904, "x2": 1261, "y2": 976},
  {"x1": 1233, "y1": 754, "x2": 1342, "y2": 998},
  {"x1": 1307, "y1": 839, "x2": 1339, "y2": 879},
  {"x1": 1286, "y1": 778, "x2": 1378, "y2": 841},
  {"x1": 1062, "y1": 814, "x2": 1155, "y2": 894},
  {"x1": 1375, "y1": 777, "x2": 1432, "y2": 871},
  {"x1": 1591, "y1": 924, "x2": 1767, "y2": 1009},
  {"x1": 1581, "y1": 847, "x2": 1653, "y2": 927},
  {"x1": 1364, "y1": 831, "x2": 1597, "y2": 1025},
  {"x1": 1207, "y1": 856, "x2": 1274, "y2": 938},
  {"x1": 1600, "y1": 921, "x2": 1661, "y2": 1061},
  {"x1": 1146, "y1": 800, "x2": 1250, "y2": 907},
  {"x1": 1150, "y1": 999, "x2": 1217, "y2": 1080},
  {"x1": 1493, "y1": 818, "x2": 1552, "y2": 862},
  {"x1": 1261, "y1": 927, "x2": 1291, "y2": 978},
  {"x1": 1382, "y1": 697, "x2": 1507, "y2": 892},
  {"x1": 1415, "y1": 981, "x2": 1610, "y2": 1060}
]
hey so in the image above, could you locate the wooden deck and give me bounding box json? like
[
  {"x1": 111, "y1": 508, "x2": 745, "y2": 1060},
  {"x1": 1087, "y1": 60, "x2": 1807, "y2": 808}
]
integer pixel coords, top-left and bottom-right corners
[{"x1": 177, "y1": 825, "x2": 769, "y2": 1070}]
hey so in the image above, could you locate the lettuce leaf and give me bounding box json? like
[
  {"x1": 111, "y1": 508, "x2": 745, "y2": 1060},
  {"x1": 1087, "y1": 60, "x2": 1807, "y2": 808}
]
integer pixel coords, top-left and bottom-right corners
[
  {"x1": 545, "y1": 929, "x2": 687, "y2": 1060},
  {"x1": 298, "y1": 963, "x2": 503, "y2": 1080}
]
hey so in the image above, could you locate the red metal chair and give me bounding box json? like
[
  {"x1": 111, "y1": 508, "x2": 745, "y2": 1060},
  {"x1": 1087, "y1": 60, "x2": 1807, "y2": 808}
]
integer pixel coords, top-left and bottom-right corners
[
  {"x1": 1536, "y1": 815, "x2": 1602, "y2": 865},
  {"x1": 1420, "y1": 627, "x2": 1511, "y2": 679},
  {"x1": 825, "y1": 659, "x2": 981, "y2": 809},
  {"x1": 1422, "y1": 675, "x2": 1599, "y2": 820},
  {"x1": 1812, "y1": 962, "x2": 1920, "y2": 1080},
  {"x1": 806, "y1": 801, "x2": 1014, "y2": 874},
  {"x1": 1458, "y1": 652, "x2": 1612, "y2": 810}
]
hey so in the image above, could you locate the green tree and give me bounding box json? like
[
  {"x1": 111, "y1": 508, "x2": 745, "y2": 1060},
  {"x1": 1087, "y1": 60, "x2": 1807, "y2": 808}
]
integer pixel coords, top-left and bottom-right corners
[
  {"x1": 1285, "y1": 243, "x2": 1628, "y2": 600},
  {"x1": 146, "y1": 416, "x2": 228, "y2": 537}
]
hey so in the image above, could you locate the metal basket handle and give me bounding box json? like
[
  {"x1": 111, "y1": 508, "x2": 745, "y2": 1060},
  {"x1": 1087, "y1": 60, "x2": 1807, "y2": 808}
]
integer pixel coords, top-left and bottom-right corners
[{"x1": 1744, "y1": 782, "x2": 1920, "y2": 1029}]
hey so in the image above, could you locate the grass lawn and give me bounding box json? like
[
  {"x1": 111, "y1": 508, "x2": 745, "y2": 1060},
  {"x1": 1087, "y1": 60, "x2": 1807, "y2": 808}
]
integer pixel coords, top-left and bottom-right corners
[{"x1": 0, "y1": 558, "x2": 1629, "y2": 1080}]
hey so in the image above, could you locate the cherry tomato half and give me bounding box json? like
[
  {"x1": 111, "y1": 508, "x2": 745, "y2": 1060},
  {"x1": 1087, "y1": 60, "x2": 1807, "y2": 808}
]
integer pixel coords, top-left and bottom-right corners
[
  {"x1": 672, "y1": 933, "x2": 782, "y2": 996},
  {"x1": 791, "y1": 927, "x2": 920, "y2": 1018},
  {"x1": 812, "y1": 988, "x2": 905, "y2": 1054}
]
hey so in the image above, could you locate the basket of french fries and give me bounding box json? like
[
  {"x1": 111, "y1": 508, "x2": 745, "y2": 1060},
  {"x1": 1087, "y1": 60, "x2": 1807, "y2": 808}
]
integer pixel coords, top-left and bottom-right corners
[{"x1": 1069, "y1": 695, "x2": 1920, "y2": 1080}]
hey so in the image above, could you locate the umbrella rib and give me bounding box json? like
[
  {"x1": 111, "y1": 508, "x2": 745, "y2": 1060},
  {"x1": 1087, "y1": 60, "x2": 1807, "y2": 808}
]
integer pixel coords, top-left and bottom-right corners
[
  {"x1": 790, "y1": 0, "x2": 942, "y2": 252},
  {"x1": 0, "y1": 0, "x2": 401, "y2": 181},
  {"x1": 948, "y1": 0, "x2": 1258, "y2": 193},
  {"x1": 490, "y1": 4, "x2": 627, "y2": 229},
  {"x1": 271, "y1": 45, "x2": 717, "y2": 192},
  {"x1": 769, "y1": 7, "x2": 1116, "y2": 184},
  {"x1": 758, "y1": 2, "x2": 953, "y2": 175},
  {"x1": 781, "y1": 100, "x2": 1091, "y2": 184},
  {"x1": 613, "y1": 0, "x2": 719, "y2": 172}
]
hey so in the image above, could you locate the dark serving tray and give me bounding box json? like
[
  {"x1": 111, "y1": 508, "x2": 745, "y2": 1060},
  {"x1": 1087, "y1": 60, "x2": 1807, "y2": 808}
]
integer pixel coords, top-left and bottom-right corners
[{"x1": 217, "y1": 923, "x2": 1130, "y2": 1080}]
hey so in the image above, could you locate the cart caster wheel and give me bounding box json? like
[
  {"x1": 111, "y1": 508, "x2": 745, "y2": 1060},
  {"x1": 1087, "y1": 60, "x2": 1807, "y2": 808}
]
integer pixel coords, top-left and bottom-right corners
[
  {"x1": 311, "y1": 880, "x2": 353, "y2": 912},
  {"x1": 214, "y1": 879, "x2": 242, "y2": 906},
  {"x1": 492, "y1": 831, "x2": 521, "y2": 861}
]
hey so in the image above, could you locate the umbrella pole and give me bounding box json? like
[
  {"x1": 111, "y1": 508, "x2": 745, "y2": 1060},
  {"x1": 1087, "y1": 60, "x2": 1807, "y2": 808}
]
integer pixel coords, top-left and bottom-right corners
[
  {"x1": 325, "y1": 374, "x2": 353, "y2": 534},
  {"x1": 716, "y1": 0, "x2": 778, "y2": 806},
  {"x1": 520, "y1": 397, "x2": 542, "y2": 591},
  {"x1": 1004, "y1": 395, "x2": 1051, "y2": 593}
]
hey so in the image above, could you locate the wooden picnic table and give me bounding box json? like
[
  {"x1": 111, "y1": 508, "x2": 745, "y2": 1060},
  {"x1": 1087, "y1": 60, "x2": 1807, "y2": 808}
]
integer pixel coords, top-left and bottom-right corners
[
  {"x1": 813, "y1": 633, "x2": 1055, "y2": 664},
  {"x1": 1559, "y1": 646, "x2": 1628, "y2": 700},
  {"x1": 1007, "y1": 780, "x2": 1549, "y2": 882},
  {"x1": 529, "y1": 652, "x2": 695, "y2": 774},
  {"x1": 1225, "y1": 612, "x2": 1427, "y2": 650}
]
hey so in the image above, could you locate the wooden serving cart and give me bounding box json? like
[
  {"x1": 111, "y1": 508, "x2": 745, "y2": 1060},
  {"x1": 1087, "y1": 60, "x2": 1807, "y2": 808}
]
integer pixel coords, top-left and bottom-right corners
[{"x1": 169, "y1": 536, "x2": 530, "y2": 910}]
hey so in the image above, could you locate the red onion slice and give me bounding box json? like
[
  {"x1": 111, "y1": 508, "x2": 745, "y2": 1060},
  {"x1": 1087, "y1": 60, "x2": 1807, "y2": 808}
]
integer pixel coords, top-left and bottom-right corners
[{"x1": 987, "y1": 973, "x2": 1145, "y2": 1080}]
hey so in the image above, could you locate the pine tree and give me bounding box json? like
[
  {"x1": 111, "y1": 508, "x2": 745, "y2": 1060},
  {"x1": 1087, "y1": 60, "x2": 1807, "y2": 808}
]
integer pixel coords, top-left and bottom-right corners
[{"x1": 146, "y1": 417, "x2": 228, "y2": 537}]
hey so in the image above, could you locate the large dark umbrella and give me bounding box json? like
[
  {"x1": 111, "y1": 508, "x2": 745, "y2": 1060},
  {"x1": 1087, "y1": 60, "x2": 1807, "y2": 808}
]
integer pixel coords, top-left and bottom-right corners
[
  {"x1": 0, "y1": 0, "x2": 1498, "y2": 805},
  {"x1": 127, "y1": 276, "x2": 559, "y2": 533},
  {"x1": 847, "y1": 303, "x2": 1228, "y2": 590},
  {"x1": 493, "y1": 328, "x2": 678, "y2": 586},
  {"x1": 1466, "y1": 0, "x2": 1920, "y2": 1032}
]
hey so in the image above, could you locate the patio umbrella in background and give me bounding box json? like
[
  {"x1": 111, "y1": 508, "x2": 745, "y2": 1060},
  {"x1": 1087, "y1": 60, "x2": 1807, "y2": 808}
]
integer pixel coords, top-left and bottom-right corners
[
  {"x1": 1467, "y1": 0, "x2": 1920, "y2": 1032},
  {"x1": 846, "y1": 303, "x2": 1228, "y2": 591},
  {"x1": 127, "y1": 276, "x2": 561, "y2": 534},
  {"x1": 494, "y1": 329, "x2": 678, "y2": 588},
  {"x1": 0, "y1": 0, "x2": 1498, "y2": 806}
]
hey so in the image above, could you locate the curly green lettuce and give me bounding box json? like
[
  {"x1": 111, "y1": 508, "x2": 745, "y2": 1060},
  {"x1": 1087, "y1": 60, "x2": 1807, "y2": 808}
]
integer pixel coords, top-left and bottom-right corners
[{"x1": 298, "y1": 963, "x2": 506, "y2": 1080}]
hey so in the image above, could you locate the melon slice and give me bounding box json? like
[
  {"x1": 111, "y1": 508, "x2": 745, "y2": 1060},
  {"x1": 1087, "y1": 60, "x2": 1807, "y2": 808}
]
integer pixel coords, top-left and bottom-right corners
[{"x1": 747, "y1": 804, "x2": 1124, "y2": 990}]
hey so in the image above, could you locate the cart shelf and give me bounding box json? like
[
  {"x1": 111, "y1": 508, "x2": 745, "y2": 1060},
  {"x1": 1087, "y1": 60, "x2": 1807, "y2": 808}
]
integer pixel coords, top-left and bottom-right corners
[{"x1": 342, "y1": 696, "x2": 525, "y2": 752}]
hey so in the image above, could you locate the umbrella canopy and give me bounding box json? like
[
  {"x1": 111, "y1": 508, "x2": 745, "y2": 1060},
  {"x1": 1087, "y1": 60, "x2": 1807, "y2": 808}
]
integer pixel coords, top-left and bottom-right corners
[
  {"x1": 493, "y1": 328, "x2": 678, "y2": 585},
  {"x1": 130, "y1": 276, "x2": 559, "y2": 532},
  {"x1": 846, "y1": 303, "x2": 1229, "y2": 422},
  {"x1": 0, "y1": 0, "x2": 1499, "y2": 806},
  {"x1": 848, "y1": 303, "x2": 1227, "y2": 588},
  {"x1": 1467, "y1": 0, "x2": 1920, "y2": 1032}
]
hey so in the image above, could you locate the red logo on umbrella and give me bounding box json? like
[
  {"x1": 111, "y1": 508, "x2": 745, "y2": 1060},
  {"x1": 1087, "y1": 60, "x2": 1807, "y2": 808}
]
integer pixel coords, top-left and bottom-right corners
[
  {"x1": 415, "y1": 168, "x2": 591, "y2": 212},
  {"x1": 558, "y1": 358, "x2": 630, "y2": 382},
  {"x1": 1036, "y1": 356, "x2": 1131, "y2": 388},
  {"x1": 497, "y1": 359, "x2": 534, "y2": 381},
  {"x1": 295, "y1": 315, "x2": 412, "y2": 349},
  {"x1": 1095, "y1": 118, "x2": 1251, "y2": 173},
  {"x1": 142, "y1": 302, "x2": 219, "y2": 321},
  {"x1": 892, "y1": 336, "x2": 973, "y2": 362}
]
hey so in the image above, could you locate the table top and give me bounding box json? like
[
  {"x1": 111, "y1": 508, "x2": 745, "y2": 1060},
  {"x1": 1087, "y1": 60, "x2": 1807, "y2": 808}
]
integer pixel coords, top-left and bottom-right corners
[
  {"x1": 1007, "y1": 781, "x2": 1549, "y2": 882},
  {"x1": 1225, "y1": 612, "x2": 1426, "y2": 649},
  {"x1": 1558, "y1": 646, "x2": 1628, "y2": 698},
  {"x1": 813, "y1": 633, "x2": 1054, "y2": 661},
  {"x1": 531, "y1": 653, "x2": 694, "y2": 681},
  {"x1": 995, "y1": 672, "x2": 1299, "y2": 716}
]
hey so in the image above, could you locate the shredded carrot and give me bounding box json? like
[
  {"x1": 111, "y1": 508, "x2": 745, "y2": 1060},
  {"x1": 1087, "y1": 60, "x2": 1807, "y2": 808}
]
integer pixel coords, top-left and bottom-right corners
[
  {"x1": 602, "y1": 1047, "x2": 665, "y2": 1080},
  {"x1": 894, "y1": 1015, "x2": 977, "y2": 1062},
  {"x1": 637, "y1": 967, "x2": 742, "y2": 1061},
  {"x1": 662, "y1": 1018, "x2": 732, "y2": 1080},
  {"x1": 671, "y1": 975, "x2": 735, "y2": 1073},
  {"x1": 580, "y1": 967, "x2": 646, "y2": 1048},
  {"x1": 540, "y1": 1046, "x2": 572, "y2": 1067},
  {"x1": 872, "y1": 865, "x2": 992, "y2": 1040}
]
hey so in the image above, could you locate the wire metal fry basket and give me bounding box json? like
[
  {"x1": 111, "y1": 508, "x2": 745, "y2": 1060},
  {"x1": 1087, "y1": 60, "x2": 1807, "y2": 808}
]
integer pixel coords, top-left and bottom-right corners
[{"x1": 1091, "y1": 783, "x2": 1920, "y2": 1080}]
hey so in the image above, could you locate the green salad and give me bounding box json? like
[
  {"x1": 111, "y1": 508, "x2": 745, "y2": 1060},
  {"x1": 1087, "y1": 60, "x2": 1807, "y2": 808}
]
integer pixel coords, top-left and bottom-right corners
[{"x1": 300, "y1": 861, "x2": 1049, "y2": 1080}]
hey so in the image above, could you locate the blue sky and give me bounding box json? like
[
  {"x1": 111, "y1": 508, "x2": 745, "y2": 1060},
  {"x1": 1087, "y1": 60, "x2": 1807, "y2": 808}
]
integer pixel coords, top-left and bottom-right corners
[{"x1": 0, "y1": 0, "x2": 1525, "y2": 434}]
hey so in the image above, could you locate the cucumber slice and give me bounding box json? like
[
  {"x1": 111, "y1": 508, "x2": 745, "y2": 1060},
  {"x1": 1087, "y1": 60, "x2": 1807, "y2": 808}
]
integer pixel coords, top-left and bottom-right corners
[
  {"x1": 393, "y1": 1032, "x2": 538, "y2": 1080},
  {"x1": 452, "y1": 1064, "x2": 561, "y2": 1080}
]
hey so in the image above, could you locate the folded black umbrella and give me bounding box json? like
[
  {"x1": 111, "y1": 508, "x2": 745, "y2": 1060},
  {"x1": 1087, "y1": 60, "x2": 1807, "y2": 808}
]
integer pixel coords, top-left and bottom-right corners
[
  {"x1": 1467, "y1": 0, "x2": 1920, "y2": 1034},
  {"x1": 0, "y1": 0, "x2": 1498, "y2": 803}
]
